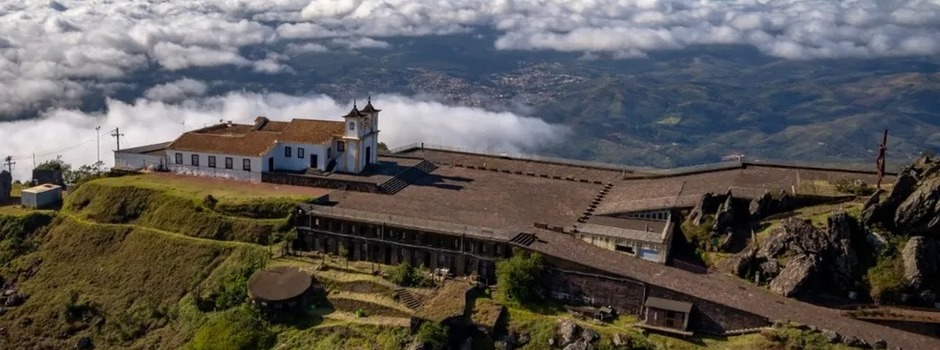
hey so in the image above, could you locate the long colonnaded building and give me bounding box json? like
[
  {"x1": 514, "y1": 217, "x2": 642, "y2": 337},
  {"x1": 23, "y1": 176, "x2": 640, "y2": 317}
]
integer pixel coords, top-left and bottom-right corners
[{"x1": 113, "y1": 103, "x2": 940, "y2": 348}]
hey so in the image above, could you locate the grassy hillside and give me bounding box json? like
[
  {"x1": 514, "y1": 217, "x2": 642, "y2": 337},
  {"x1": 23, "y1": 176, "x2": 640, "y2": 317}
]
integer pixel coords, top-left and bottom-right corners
[
  {"x1": 65, "y1": 181, "x2": 300, "y2": 244},
  {"x1": 0, "y1": 216, "x2": 268, "y2": 349}
]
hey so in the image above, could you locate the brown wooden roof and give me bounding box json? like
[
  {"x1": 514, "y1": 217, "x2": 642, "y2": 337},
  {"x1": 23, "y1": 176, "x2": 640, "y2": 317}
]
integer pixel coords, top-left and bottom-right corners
[
  {"x1": 248, "y1": 266, "x2": 313, "y2": 302},
  {"x1": 167, "y1": 118, "x2": 344, "y2": 156}
]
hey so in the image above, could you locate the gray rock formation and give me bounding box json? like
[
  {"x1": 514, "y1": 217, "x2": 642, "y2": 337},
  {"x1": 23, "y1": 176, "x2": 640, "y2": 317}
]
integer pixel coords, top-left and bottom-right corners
[
  {"x1": 894, "y1": 177, "x2": 940, "y2": 236},
  {"x1": 0, "y1": 170, "x2": 11, "y2": 202},
  {"x1": 749, "y1": 189, "x2": 794, "y2": 219},
  {"x1": 769, "y1": 255, "x2": 819, "y2": 297},
  {"x1": 557, "y1": 319, "x2": 579, "y2": 346},
  {"x1": 902, "y1": 237, "x2": 940, "y2": 291},
  {"x1": 712, "y1": 194, "x2": 735, "y2": 234},
  {"x1": 581, "y1": 328, "x2": 598, "y2": 343},
  {"x1": 729, "y1": 214, "x2": 862, "y2": 297},
  {"x1": 862, "y1": 172, "x2": 918, "y2": 228},
  {"x1": 562, "y1": 341, "x2": 588, "y2": 350},
  {"x1": 689, "y1": 192, "x2": 729, "y2": 226},
  {"x1": 822, "y1": 329, "x2": 842, "y2": 344}
]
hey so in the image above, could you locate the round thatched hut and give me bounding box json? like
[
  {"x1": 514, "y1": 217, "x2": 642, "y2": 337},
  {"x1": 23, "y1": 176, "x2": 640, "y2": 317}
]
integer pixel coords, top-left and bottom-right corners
[{"x1": 247, "y1": 266, "x2": 317, "y2": 311}]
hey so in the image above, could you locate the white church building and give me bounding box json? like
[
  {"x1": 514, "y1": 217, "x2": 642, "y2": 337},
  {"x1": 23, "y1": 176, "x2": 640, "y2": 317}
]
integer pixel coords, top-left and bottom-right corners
[{"x1": 114, "y1": 100, "x2": 381, "y2": 182}]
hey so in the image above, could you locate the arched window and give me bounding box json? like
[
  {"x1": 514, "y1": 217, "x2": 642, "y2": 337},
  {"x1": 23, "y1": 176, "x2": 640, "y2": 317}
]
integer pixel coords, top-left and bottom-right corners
[{"x1": 348, "y1": 122, "x2": 355, "y2": 131}]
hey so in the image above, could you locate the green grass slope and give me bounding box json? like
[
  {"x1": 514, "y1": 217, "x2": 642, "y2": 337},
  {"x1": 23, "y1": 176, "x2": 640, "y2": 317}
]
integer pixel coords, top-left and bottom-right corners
[
  {"x1": 0, "y1": 216, "x2": 267, "y2": 349},
  {"x1": 65, "y1": 182, "x2": 296, "y2": 244}
]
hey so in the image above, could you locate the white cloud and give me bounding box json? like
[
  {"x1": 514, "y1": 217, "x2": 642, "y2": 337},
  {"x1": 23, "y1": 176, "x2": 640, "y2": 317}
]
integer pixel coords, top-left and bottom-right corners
[
  {"x1": 285, "y1": 42, "x2": 330, "y2": 54},
  {"x1": 0, "y1": 92, "x2": 569, "y2": 180},
  {"x1": 331, "y1": 37, "x2": 390, "y2": 49},
  {"x1": 143, "y1": 79, "x2": 209, "y2": 102},
  {"x1": 0, "y1": 0, "x2": 939, "y2": 118}
]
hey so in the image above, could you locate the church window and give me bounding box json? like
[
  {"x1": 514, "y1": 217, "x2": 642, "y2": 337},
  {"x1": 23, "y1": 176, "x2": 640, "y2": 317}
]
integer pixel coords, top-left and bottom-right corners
[
  {"x1": 191, "y1": 154, "x2": 199, "y2": 166},
  {"x1": 225, "y1": 157, "x2": 233, "y2": 169},
  {"x1": 208, "y1": 156, "x2": 216, "y2": 168},
  {"x1": 337, "y1": 141, "x2": 345, "y2": 152},
  {"x1": 298, "y1": 148, "x2": 305, "y2": 159},
  {"x1": 285, "y1": 146, "x2": 292, "y2": 157},
  {"x1": 242, "y1": 159, "x2": 251, "y2": 171},
  {"x1": 349, "y1": 122, "x2": 355, "y2": 131},
  {"x1": 175, "y1": 153, "x2": 182, "y2": 164}
]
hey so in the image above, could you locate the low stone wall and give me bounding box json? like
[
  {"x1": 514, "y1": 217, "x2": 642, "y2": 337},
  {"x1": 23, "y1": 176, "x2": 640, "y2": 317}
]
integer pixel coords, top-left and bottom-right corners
[{"x1": 262, "y1": 172, "x2": 380, "y2": 193}]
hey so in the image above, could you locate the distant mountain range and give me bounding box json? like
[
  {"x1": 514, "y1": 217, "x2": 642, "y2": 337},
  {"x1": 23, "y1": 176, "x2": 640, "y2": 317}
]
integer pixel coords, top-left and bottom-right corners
[{"x1": 51, "y1": 32, "x2": 940, "y2": 170}]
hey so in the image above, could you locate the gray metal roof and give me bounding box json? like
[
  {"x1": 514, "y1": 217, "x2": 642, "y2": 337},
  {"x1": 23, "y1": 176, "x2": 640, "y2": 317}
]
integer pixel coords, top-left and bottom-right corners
[
  {"x1": 114, "y1": 141, "x2": 172, "y2": 155},
  {"x1": 645, "y1": 297, "x2": 693, "y2": 314}
]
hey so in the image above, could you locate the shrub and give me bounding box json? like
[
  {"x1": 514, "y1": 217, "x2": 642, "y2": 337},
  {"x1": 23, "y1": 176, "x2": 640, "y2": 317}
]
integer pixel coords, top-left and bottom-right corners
[
  {"x1": 187, "y1": 306, "x2": 274, "y2": 350},
  {"x1": 385, "y1": 262, "x2": 433, "y2": 287},
  {"x1": 832, "y1": 179, "x2": 875, "y2": 196},
  {"x1": 495, "y1": 249, "x2": 544, "y2": 305},
  {"x1": 866, "y1": 254, "x2": 906, "y2": 303},
  {"x1": 414, "y1": 321, "x2": 449, "y2": 350},
  {"x1": 202, "y1": 195, "x2": 218, "y2": 210}
]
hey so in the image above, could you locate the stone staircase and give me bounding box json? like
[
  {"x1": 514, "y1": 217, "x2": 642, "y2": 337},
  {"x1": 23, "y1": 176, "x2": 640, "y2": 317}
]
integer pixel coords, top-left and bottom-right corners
[
  {"x1": 379, "y1": 160, "x2": 438, "y2": 194},
  {"x1": 394, "y1": 288, "x2": 425, "y2": 310}
]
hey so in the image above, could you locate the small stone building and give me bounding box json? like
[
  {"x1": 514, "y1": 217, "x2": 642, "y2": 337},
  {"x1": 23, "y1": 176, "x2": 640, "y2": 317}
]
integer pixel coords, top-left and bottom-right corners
[
  {"x1": 639, "y1": 297, "x2": 693, "y2": 336},
  {"x1": 247, "y1": 266, "x2": 318, "y2": 312}
]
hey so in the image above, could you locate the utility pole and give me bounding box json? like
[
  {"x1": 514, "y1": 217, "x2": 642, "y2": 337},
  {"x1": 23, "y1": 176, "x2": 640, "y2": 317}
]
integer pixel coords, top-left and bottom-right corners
[
  {"x1": 95, "y1": 126, "x2": 101, "y2": 165},
  {"x1": 3, "y1": 156, "x2": 14, "y2": 174},
  {"x1": 110, "y1": 127, "x2": 124, "y2": 151}
]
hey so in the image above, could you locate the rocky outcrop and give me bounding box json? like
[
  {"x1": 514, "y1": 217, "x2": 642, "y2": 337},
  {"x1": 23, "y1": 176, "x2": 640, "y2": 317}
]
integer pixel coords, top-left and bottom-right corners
[
  {"x1": 713, "y1": 194, "x2": 735, "y2": 234},
  {"x1": 557, "y1": 319, "x2": 579, "y2": 346},
  {"x1": 863, "y1": 156, "x2": 940, "y2": 237},
  {"x1": 749, "y1": 190, "x2": 795, "y2": 219},
  {"x1": 0, "y1": 170, "x2": 11, "y2": 202},
  {"x1": 769, "y1": 255, "x2": 819, "y2": 297},
  {"x1": 689, "y1": 192, "x2": 729, "y2": 226},
  {"x1": 902, "y1": 237, "x2": 940, "y2": 291},
  {"x1": 895, "y1": 177, "x2": 940, "y2": 236},
  {"x1": 728, "y1": 213, "x2": 862, "y2": 297}
]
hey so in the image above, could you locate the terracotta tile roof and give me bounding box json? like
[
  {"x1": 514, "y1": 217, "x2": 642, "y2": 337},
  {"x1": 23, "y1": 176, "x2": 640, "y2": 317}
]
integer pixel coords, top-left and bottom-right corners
[
  {"x1": 278, "y1": 119, "x2": 345, "y2": 144},
  {"x1": 167, "y1": 118, "x2": 345, "y2": 157}
]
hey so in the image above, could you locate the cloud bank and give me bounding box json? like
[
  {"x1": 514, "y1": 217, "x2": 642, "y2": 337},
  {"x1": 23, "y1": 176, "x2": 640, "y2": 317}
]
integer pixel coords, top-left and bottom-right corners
[
  {"x1": 1, "y1": 0, "x2": 939, "y2": 118},
  {"x1": 0, "y1": 92, "x2": 568, "y2": 180}
]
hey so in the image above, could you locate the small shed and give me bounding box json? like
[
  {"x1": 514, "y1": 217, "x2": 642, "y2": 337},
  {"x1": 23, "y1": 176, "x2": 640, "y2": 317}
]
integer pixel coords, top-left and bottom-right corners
[
  {"x1": 247, "y1": 266, "x2": 317, "y2": 312},
  {"x1": 20, "y1": 184, "x2": 63, "y2": 209},
  {"x1": 639, "y1": 297, "x2": 693, "y2": 336}
]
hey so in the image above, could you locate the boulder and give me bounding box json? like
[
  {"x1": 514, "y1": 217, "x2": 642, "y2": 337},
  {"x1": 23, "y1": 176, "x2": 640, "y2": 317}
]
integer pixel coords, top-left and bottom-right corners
[
  {"x1": 901, "y1": 237, "x2": 940, "y2": 290},
  {"x1": 862, "y1": 172, "x2": 918, "y2": 228},
  {"x1": 822, "y1": 329, "x2": 842, "y2": 344},
  {"x1": 712, "y1": 195, "x2": 735, "y2": 233},
  {"x1": 581, "y1": 328, "x2": 599, "y2": 343},
  {"x1": 843, "y1": 336, "x2": 862, "y2": 347},
  {"x1": 749, "y1": 190, "x2": 794, "y2": 219},
  {"x1": 827, "y1": 213, "x2": 858, "y2": 292},
  {"x1": 874, "y1": 339, "x2": 888, "y2": 349},
  {"x1": 894, "y1": 177, "x2": 940, "y2": 236},
  {"x1": 562, "y1": 340, "x2": 588, "y2": 350},
  {"x1": 862, "y1": 189, "x2": 883, "y2": 211},
  {"x1": 731, "y1": 216, "x2": 862, "y2": 297},
  {"x1": 690, "y1": 192, "x2": 728, "y2": 226},
  {"x1": 769, "y1": 255, "x2": 819, "y2": 297},
  {"x1": 557, "y1": 319, "x2": 580, "y2": 346}
]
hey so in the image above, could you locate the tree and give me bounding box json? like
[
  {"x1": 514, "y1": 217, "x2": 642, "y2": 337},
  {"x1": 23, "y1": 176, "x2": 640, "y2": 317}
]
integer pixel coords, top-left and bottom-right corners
[
  {"x1": 495, "y1": 249, "x2": 544, "y2": 305},
  {"x1": 414, "y1": 321, "x2": 449, "y2": 350},
  {"x1": 35, "y1": 156, "x2": 106, "y2": 186},
  {"x1": 378, "y1": 142, "x2": 390, "y2": 152}
]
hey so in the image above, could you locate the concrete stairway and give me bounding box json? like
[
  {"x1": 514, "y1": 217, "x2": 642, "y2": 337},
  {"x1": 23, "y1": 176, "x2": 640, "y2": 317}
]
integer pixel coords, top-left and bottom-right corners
[
  {"x1": 394, "y1": 288, "x2": 425, "y2": 310},
  {"x1": 379, "y1": 160, "x2": 438, "y2": 194}
]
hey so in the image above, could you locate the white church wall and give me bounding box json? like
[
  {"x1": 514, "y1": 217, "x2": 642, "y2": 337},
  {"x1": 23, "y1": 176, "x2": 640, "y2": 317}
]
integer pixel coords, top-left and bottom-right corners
[
  {"x1": 268, "y1": 142, "x2": 328, "y2": 172},
  {"x1": 166, "y1": 150, "x2": 261, "y2": 182},
  {"x1": 114, "y1": 152, "x2": 165, "y2": 170}
]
